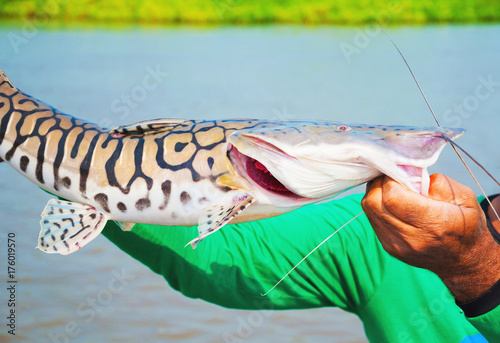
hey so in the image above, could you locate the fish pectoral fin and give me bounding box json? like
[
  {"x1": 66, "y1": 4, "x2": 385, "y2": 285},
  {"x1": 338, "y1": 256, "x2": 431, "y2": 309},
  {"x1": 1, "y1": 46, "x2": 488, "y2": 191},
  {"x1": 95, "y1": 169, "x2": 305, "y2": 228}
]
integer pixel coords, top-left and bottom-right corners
[
  {"x1": 109, "y1": 119, "x2": 190, "y2": 137},
  {"x1": 186, "y1": 193, "x2": 255, "y2": 249},
  {"x1": 115, "y1": 221, "x2": 136, "y2": 231},
  {"x1": 37, "y1": 199, "x2": 107, "y2": 255}
]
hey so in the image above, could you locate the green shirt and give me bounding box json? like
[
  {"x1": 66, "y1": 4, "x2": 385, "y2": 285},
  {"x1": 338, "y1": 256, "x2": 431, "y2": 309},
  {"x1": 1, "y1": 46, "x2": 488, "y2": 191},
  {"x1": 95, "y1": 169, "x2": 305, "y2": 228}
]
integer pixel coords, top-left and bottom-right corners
[{"x1": 101, "y1": 193, "x2": 496, "y2": 342}]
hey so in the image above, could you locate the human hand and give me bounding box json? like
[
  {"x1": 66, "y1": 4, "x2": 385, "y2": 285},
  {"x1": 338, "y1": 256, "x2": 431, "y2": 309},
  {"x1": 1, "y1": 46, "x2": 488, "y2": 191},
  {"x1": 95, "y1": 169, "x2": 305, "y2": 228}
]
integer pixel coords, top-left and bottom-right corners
[{"x1": 362, "y1": 173, "x2": 500, "y2": 303}]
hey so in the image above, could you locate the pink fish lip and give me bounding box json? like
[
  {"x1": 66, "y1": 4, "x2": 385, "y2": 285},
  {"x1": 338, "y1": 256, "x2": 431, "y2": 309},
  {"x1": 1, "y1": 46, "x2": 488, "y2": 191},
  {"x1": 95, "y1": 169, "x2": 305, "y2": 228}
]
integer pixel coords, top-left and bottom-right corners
[{"x1": 228, "y1": 145, "x2": 306, "y2": 199}]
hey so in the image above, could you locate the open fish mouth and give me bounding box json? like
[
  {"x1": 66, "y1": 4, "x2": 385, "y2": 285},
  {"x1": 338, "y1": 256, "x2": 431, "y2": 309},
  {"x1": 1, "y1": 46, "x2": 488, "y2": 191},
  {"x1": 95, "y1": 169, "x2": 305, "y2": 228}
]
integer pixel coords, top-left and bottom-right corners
[
  {"x1": 247, "y1": 157, "x2": 292, "y2": 194},
  {"x1": 229, "y1": 145, "x2": 299, "y2": 198},
  {"x1": 227, "y1": 124, "x2": 465, "y2": 201},
  {"x1": 229, "y1": 144, "x2": 429, "y2": 200}
]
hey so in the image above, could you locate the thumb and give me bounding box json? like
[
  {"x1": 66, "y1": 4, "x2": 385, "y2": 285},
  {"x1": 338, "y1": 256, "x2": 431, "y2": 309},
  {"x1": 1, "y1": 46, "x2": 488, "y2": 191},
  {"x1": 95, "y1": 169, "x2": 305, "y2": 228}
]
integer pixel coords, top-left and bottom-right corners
[{"x1": 428, "y1": 173, "x2": 477, "y2": 208}]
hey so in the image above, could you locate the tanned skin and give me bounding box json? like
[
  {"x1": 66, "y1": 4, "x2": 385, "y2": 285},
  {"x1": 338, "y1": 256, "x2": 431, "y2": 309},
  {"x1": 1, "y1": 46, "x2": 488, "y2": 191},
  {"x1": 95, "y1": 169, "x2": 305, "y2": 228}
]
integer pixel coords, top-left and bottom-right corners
[{"x1": 362, "y1": 173, "x2": 500, "y2": 303}]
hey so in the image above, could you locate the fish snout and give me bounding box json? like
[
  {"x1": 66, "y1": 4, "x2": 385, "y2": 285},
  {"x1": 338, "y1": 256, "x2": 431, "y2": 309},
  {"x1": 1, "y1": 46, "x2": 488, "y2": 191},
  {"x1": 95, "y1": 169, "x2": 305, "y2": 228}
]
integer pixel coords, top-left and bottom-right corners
[{"x1": 437, "y1": 127, "x2": 466, "y2": 141}]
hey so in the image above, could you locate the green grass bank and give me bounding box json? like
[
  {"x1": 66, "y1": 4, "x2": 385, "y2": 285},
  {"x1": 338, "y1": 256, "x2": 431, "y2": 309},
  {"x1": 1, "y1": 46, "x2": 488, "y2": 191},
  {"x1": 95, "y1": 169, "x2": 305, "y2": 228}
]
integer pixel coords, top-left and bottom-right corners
[{"x1": 0, "y1": 0, "x2": 499, "y2": 25}]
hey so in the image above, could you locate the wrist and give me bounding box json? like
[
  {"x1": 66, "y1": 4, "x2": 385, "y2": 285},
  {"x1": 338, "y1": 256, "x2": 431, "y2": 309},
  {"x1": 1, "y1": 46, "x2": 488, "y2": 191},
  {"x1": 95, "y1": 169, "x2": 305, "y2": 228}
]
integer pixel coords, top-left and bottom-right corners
[
  {"x1": 440, "y1": 230, "x2": 500, "y2": 303},
  {"x1": 457, "y1": 276, "x2": 500, "y2": 317}
]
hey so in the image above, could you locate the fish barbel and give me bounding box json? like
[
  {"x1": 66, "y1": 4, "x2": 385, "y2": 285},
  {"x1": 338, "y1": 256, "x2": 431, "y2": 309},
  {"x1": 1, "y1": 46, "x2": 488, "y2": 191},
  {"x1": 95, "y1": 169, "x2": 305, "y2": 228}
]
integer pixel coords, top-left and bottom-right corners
[{"x1": 0, "y1": 71, "x2": 464, "y2": 254}]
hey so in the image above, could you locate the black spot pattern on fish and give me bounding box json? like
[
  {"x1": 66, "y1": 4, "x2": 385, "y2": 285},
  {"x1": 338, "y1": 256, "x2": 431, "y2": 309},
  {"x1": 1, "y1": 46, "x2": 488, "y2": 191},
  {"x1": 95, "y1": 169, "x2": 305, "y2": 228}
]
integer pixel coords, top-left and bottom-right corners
[
  {"x1": 63, "y1": 217, "x2": 75, "y2": 227},
  {"x1": 207, "y1": 157, "x2": 214, "y2": 169},
  {"x1": 180, "y1": 191, "x2": 191, "y2": 204},
  {"x1": 159, "y1": 180, "x2": 171, "y2": 210},
  {"x1": 61, "y1": 228, "x2": 69, "y2": 240},
  {"x1": 94, "y1": 193, "x2": 110, "y2": 213},
  {"x1": 135, "y1": 198, "x2": 151, "y2": 211},
  {"x1": 117, "y1": 202, "x2": 127, "y2": 212},
  {"x1": 61, "y1": 177, "x2": 71, "y2": 188},
  {"x1": 20, "y1": 155, "x2": 29, "y2": 172},
  {"x1": 175, "y1": 142, "x2": 188, "y2": 152}
]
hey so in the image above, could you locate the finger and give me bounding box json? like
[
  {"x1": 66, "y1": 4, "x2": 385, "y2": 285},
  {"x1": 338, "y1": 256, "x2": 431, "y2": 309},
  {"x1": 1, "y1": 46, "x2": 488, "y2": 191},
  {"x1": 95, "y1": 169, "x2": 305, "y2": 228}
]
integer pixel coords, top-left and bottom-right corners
[
  {"x1": 362, "y1": 176, "x2": 384, "y2": 213},
  {"x1": 363, "y1": 176, "x2": 416, "y2": 238},
  {"x1": 427, "y1": 173, "x2": 456, "y2": 203},
  {"x1": 428, "y1": 173, "x2": 478, "y2": 208},
  {"x1": 380, "y1": 177, "x2": 436, "y2": 225}
]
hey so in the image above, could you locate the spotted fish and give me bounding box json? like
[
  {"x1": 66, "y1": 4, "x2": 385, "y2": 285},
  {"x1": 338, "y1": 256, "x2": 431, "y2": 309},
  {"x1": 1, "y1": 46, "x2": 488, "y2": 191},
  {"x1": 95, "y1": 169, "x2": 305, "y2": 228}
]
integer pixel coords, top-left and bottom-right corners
[{"x1": 0, "y1": 71, "x2": 465, "y2": 254}]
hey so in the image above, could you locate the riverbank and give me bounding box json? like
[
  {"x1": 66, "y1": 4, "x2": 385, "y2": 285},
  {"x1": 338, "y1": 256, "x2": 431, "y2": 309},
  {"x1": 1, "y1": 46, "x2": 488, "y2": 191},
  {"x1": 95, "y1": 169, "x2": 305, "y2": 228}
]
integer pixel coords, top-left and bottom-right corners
[{"x1": 1, "y1": 0, "x2": 499, "y2": 25}]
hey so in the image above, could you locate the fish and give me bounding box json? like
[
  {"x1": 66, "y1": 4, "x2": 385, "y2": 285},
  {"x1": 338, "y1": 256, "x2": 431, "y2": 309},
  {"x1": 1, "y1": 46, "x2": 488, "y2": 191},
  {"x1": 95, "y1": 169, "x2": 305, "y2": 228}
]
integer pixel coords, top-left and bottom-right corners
[{"x1": 0, "y1": 71, "x2": 464, "y2": 254}]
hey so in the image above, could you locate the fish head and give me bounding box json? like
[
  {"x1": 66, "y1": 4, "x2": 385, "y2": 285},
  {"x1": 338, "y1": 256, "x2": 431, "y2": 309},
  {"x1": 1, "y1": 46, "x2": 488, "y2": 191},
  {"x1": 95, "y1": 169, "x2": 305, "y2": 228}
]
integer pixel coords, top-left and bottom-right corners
[{"x1": 227, "y1": 121, "x2": 464, "y2": 204}]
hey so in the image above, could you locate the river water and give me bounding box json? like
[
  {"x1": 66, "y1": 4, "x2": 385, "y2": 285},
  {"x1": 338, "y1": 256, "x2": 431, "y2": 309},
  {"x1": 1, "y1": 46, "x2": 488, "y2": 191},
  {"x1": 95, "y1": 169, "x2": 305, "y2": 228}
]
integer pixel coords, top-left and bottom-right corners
[{"x1": 0, "y1": 23, "x2": 499, "y2": 342}]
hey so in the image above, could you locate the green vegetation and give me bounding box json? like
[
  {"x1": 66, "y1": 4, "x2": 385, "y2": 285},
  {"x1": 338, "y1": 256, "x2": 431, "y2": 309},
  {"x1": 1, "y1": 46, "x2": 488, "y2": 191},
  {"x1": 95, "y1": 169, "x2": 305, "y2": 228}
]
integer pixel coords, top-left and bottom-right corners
[{"x1": 0, "y1": 0, "x2": 499, "y2": 25}]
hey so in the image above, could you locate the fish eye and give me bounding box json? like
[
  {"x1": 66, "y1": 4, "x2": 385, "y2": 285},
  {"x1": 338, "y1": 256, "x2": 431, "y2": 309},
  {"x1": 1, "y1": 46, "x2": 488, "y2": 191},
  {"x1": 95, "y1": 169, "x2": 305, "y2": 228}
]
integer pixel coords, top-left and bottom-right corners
[{"x1": 337, "y1": 125, "x2": 351, "y2": 132}]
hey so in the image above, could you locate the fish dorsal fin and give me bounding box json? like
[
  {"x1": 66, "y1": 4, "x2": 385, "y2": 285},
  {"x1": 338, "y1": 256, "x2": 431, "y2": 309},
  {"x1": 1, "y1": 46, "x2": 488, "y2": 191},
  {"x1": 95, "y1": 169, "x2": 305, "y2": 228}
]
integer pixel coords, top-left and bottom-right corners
[
  {"x1": 0, "y1": 70, "x2": 14, "y2": 87},
  {"x1": 186, "y1": 192, "x2": 255, "y2": 249},
  {"x1": 0, "y1": 71, "x2": 18, "y2": 95},
  {"x1": 37, "y1": 199, "x2": 107, "y2": 255},
  {"x1": 110, "y1": 119, "x2": 190, "y2": 137}
]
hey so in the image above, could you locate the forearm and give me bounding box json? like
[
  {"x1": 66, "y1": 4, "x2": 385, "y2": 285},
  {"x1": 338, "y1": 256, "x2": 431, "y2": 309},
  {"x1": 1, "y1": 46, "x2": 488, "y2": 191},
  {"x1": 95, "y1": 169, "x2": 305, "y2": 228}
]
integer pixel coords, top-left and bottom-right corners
[
  {"x1": 102, "y1": 221, "x2": 279, "y2": 309},
  {"x1": 101, "y1": 194, "x2": 380, "y2": 312},
  {"x1": 101, "y1": 201, "x2": 340, "y2": 310},
  {"x1": 453, "y1": 195, "x2": 500, "y2": 342},
  {"x1": 439, "y1": 226, "x2": 500, "y2": 304},
  {"x1": 362, "y1": 175, "x2": 500, "y2": 340}
]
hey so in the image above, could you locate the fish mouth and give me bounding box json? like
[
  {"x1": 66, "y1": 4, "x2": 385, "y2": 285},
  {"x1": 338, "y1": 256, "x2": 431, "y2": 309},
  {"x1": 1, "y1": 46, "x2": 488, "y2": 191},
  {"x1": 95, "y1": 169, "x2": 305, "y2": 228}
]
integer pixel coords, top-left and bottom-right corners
[
  {"x1": 246, "y1": 157, "x2": 294, "y2": 194},
  {"x1": 368, "y1": 129, "x2": 465, "y2": 195},
  {"x1": 228, "y1": 145, "x2": 304, "y2": 199},
  {"x1": 227, "y1": 125, "x2": 465, "y2": 201},
  {"x1": 393, "y1": 164, "x2": 429, "y2": 195}
]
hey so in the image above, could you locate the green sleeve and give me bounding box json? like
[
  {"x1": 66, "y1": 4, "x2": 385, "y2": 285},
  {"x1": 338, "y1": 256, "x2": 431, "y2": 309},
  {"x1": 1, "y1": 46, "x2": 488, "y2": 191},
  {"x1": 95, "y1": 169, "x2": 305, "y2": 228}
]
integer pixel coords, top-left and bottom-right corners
[
  {"x1": 467, "y1": 305, "x2": 500, "y2": 342},
  {"x1": 102, "y1": 193, "x2": 386, "y2": 313}
]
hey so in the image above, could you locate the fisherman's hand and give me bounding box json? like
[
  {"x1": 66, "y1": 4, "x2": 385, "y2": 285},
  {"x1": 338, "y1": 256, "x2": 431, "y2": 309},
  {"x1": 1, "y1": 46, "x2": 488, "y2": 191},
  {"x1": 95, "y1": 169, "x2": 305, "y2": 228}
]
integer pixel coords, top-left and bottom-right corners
[{"x1": 362, "y1": 173, "x2": 500, "y2": 303}]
